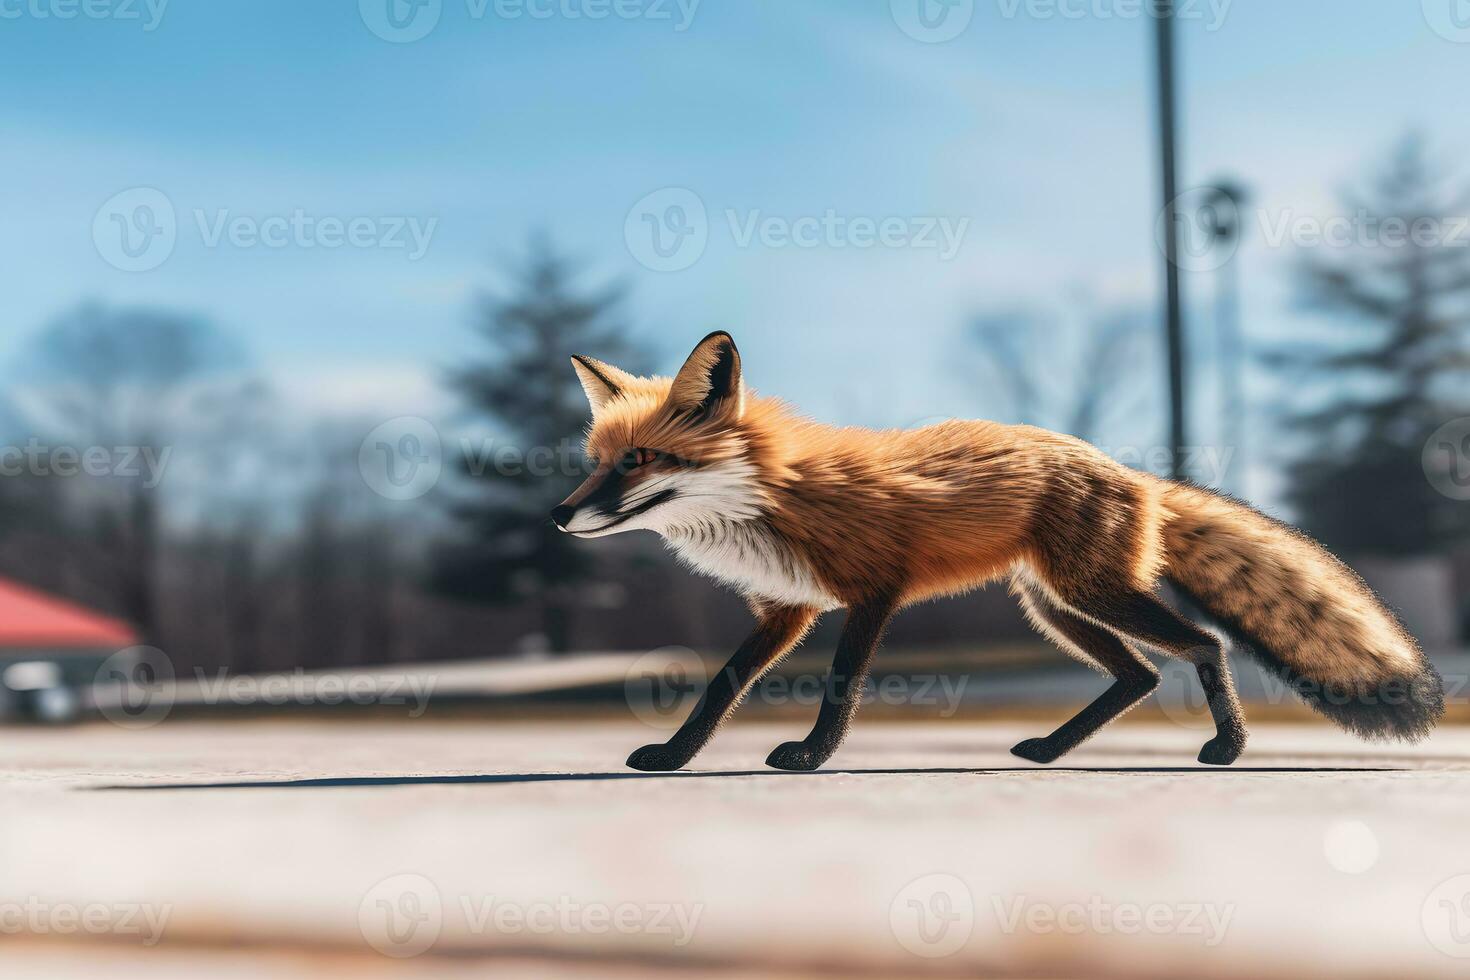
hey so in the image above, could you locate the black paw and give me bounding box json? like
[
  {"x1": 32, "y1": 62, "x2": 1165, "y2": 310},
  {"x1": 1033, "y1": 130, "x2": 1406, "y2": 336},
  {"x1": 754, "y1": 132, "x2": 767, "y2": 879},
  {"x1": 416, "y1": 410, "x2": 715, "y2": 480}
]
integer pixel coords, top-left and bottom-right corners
[
  {"x1": 1197, "y1": 734, "x2": 1244, "y2": 766},
  {"x1": 1010, "y1": 737, "x2": 1064, "y2": 764},
  {"x1": 626, "y1": 743, "x2": 690, "y2": 772},
  {"x1": 765, "y1": 740, "x2": 827, "y2": 771}
]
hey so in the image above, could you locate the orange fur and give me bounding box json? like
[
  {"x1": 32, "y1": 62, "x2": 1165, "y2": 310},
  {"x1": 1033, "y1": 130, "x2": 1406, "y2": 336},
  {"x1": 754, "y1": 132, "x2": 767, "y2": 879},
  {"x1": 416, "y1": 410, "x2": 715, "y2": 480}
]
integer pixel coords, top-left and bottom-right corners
[{"x1": 558, "y1": 332, "x2": 1443, "y2": 750}]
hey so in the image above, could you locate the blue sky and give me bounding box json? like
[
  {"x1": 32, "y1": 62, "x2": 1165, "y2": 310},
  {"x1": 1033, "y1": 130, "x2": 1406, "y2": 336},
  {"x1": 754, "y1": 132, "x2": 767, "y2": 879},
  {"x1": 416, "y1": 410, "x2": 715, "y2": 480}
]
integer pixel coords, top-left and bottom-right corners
[{"x1": 2, "y1": 0, "x2": 1465, "y2": 490}]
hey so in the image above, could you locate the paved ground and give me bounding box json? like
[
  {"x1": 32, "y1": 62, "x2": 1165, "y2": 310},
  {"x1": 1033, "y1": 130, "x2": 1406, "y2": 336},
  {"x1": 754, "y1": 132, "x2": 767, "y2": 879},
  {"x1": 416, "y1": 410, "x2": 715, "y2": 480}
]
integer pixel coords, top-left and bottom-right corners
[{"x1": 4, "y1": 716, "x2": 1470, "y2": 978}]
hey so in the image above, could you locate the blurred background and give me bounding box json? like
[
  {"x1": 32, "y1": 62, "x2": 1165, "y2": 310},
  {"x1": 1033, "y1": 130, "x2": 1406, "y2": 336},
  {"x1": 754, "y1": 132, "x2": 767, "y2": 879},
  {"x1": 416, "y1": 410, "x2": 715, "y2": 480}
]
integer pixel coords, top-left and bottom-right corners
[
  {"x1": 7, "y1": 5, "x2": 1470, "y2": 979},
  {"x1": 0, "y1": 0, "x2": 1467, "y2": 719}
]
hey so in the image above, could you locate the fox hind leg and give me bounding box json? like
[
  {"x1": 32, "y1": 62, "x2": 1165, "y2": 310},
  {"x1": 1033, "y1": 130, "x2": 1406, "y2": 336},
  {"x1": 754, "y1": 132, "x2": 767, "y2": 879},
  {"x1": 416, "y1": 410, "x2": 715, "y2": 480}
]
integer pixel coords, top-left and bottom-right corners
[
  {"x1": 1011, "y1": 582, "x2": 1160, "y2": 764},
  {"x1": 1069, "y1": 590, "x2": 1248, "y2": 766}
]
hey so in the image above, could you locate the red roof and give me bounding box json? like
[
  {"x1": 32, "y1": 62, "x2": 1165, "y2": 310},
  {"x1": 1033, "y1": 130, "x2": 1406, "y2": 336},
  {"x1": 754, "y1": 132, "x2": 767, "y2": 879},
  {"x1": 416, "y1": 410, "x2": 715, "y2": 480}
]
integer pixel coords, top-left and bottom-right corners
[{"x1": 0, "y1": 578, "x2": 138, "y2": 649}]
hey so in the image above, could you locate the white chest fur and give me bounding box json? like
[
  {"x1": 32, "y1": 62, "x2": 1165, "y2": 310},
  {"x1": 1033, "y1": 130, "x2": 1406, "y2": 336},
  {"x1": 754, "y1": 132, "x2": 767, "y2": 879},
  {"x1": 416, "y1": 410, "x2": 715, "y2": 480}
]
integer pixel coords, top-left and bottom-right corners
[{"x1": 665, "y1": 521, "x2": 840, "y2": 611}]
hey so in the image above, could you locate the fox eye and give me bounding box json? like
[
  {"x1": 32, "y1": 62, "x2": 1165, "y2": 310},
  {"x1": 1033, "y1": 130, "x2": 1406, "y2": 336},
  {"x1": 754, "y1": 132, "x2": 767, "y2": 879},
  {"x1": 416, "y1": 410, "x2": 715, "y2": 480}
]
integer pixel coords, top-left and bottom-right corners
[{"x1": 633, "y1": 448, "x2": 658, "y2": 467}]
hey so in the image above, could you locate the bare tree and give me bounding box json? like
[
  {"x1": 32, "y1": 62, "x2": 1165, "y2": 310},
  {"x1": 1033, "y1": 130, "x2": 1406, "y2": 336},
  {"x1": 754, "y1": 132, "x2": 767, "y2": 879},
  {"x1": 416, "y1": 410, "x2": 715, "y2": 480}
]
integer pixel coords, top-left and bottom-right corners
[
  {"x1": 962, "y1": 304, "x2": 1154, "y2": 444},
  {"x1": 16, "y1": 303, "x2": 251, "y2": 641}
]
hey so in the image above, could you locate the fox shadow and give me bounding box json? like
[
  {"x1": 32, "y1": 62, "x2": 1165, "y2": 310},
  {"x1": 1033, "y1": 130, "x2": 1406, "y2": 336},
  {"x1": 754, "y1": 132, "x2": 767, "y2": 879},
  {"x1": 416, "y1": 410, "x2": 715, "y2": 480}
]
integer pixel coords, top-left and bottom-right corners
[{"x1": 90, "y1": 764, "x2": 1402, "y2": 791}]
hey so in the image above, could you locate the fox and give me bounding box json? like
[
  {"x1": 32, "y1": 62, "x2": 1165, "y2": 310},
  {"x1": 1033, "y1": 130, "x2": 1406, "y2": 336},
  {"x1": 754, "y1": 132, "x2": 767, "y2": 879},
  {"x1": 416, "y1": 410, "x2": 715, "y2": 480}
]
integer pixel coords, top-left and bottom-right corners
[{"x1": 552, "y1": 331, "x2": 1444, "y2": 772}]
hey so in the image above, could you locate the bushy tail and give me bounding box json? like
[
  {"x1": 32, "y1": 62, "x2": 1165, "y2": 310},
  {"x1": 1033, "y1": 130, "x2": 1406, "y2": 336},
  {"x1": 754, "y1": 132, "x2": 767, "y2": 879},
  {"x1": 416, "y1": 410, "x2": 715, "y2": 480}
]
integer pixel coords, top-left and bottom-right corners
[{"x1": 1160, "y1": 483, "x2": 1443, "y2": 742}]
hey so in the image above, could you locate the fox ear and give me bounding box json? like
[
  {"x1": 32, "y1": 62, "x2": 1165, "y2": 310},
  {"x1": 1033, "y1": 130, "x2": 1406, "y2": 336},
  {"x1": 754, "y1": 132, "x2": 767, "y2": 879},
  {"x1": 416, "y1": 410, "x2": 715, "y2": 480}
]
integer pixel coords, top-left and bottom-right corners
[
  {"x1": 667, "y1": 331, "x2": 744, "y2": 419},
  {"x1": 570, "y1": 355, "x2": 636, "y2": 414}
]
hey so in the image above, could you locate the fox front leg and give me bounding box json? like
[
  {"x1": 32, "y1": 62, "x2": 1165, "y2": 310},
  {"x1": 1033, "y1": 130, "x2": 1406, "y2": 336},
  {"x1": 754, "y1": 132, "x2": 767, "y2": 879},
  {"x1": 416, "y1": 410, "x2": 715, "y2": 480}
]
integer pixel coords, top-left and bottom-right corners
[
  {"x1": 766, "y1": 598, "x2": 894, "y2": 772},
  {"x1": 626, "y1": 605, "x2": 817, "y2": 772}
]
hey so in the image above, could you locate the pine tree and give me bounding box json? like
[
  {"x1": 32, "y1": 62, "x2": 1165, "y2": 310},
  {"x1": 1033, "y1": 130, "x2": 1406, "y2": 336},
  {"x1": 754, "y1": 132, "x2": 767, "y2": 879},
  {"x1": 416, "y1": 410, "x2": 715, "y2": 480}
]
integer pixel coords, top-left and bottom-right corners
[
  {"x1": 433, "y1": 239, "x2": 648, "y2": 652},
  {"x1": 1269, "y1": 136, "x2": 1470, "y2": 554}
]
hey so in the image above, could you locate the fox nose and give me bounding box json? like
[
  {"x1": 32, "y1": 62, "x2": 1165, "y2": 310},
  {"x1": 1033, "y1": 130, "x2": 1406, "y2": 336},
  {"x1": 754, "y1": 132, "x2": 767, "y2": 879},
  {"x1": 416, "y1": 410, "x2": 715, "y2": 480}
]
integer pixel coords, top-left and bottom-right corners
[{"x1": 550, "y1": 505, "x2": 576, "y2": 530}]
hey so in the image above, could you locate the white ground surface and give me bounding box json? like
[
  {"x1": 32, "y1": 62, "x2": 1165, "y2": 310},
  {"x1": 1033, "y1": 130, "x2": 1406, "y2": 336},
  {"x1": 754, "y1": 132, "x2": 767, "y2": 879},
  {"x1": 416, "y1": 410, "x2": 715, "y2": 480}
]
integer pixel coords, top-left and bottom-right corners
[{"x1": 3, "y1": 717, "x2": 1470, "y2": 978}]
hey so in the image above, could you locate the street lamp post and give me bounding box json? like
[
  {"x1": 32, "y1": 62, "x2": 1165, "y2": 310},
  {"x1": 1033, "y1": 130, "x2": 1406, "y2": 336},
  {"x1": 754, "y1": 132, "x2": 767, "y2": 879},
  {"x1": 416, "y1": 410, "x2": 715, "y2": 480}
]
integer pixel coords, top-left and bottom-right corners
[
  {"x1": 1153, "y1": 0, "x2": 1188, "y2": 482},
  {"x1": 1203, "y1": 182, "x2": 1247, "y2": 496}
]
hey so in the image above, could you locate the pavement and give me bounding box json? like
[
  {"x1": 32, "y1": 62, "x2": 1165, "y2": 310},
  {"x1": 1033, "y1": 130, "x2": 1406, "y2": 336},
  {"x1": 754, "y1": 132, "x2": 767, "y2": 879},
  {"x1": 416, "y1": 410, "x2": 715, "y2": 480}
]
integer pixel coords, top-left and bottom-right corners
[{"x1": 4, "y1": 715, "x2": 1470, "y2": 978}]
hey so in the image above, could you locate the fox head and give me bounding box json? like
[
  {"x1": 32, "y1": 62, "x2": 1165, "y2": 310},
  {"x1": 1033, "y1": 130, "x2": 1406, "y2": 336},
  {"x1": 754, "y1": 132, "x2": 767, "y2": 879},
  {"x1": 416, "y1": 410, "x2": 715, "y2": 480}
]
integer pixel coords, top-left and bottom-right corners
[{"x1": 551, "y1": 331, "x2": 770, "y2": 538}]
